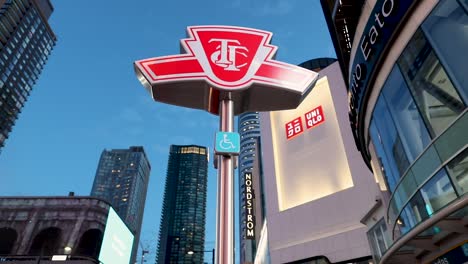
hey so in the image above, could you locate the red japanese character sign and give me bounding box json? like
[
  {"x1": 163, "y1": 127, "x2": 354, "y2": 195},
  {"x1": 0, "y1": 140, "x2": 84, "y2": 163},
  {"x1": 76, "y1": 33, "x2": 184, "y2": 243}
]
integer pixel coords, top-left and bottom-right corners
[
  {"x1": 134, "y1": 25, "x2": 319, "y2": 115},
  {"x1": 285, "y1": 117, "x2": 304, "y2": 140}
]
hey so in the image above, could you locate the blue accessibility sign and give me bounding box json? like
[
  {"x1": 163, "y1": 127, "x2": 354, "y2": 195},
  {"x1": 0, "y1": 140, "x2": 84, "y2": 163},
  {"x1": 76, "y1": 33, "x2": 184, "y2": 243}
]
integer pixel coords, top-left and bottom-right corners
[{"x1": 215, "y1": 132, "x2": 240, "y2": 155}]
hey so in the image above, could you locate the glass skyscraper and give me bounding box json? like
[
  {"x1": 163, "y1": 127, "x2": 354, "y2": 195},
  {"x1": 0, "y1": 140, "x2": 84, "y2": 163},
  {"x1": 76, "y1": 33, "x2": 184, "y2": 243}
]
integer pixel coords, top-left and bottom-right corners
[
  {"x1": 0, "y1": 0, "x2": 56, "y2": 150},
  {"x1": 239, "y1": 112, "x2": 261, "y2": 174},
  {"x1": 238, "y1": 112, "x2": 262, "y2": 264},
  {"x1": 156, "y1": 145, "x2": 208, "y2": 264},
  {"x1": 90, "y1": 146, "x2": 151, "y2": 263}
]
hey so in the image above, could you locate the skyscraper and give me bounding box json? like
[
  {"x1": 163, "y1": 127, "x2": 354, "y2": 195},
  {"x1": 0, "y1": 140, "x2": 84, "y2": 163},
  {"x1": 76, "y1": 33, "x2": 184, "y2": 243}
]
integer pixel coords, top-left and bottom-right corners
[
  {"x1": 157, "y1": 145, "x2": 208, "y2": 264},
  {"x1": 238, "y1": 112, "x2": 262, "y2": 264},
  {"x1": 91, "y1": 146, "x2": 151, "y2": 263},
  {"x1": 0, "y1": 0, "x2": 56, "y2": 150}
]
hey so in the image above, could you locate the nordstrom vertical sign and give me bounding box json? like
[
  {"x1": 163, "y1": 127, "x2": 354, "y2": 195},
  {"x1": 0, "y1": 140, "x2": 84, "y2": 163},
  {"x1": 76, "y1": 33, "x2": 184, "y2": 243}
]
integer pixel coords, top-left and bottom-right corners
[{"x1": 244, "y1": 172, "x2": 255, "y2": 239}]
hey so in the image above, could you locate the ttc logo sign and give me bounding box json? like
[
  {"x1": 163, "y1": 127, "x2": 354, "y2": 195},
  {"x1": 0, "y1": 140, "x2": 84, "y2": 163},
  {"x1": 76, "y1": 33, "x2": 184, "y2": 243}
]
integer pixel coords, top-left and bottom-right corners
[
  {"x1": 134, "y1": 25, "x2": 319, "y2": 115},
  {"x1": 135, "y1": 25, "x2": 317, "y2": 91}
]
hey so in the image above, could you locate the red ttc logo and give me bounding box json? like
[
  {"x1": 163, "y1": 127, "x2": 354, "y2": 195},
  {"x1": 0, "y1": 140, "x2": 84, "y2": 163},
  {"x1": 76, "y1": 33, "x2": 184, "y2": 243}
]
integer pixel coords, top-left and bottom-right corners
[
  {"x1": 209, "y1": 38, "x2": 248, "y2": 71},
  {"x1": 134, "y1": 26, "x2": 320, "y2": 115},
  {"x1": 135, "y1": 26, "x2": 318, "y2": 91}
]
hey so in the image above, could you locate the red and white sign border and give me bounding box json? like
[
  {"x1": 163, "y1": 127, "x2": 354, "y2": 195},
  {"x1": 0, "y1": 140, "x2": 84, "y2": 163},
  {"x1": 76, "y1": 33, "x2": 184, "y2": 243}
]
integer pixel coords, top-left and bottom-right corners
[{"x1": 135, "y1": 25, "x2": 317, "y2": 92}]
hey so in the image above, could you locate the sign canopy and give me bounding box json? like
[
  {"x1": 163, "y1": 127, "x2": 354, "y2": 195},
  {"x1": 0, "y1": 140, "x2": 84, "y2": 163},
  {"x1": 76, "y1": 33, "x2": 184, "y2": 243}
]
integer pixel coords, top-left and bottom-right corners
[{"x1": 134, "y1": 25, "x2": 319, "y2": 115}]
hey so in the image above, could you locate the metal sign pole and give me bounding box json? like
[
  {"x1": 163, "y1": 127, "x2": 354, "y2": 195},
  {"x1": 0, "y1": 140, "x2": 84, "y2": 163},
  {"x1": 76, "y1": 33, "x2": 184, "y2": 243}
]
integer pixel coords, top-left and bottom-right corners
[{"x1": 215, "y1": 93, "x2": 235, "y2": 264}]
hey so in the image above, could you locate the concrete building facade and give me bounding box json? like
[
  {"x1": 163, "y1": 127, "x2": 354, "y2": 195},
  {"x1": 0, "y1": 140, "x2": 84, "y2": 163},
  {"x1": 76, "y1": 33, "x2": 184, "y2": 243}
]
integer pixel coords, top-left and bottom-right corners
[
  {"x1": 257, "y1": 61, "x2": 380, "y2": 264},
  {"x1": 0, "y1": 196, "x2": 110, "y2": 264}
]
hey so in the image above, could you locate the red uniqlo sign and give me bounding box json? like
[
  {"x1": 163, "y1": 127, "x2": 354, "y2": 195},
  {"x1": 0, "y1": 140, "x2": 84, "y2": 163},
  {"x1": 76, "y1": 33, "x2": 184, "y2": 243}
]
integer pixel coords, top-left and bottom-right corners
[
  {"x1": 285, "y1": 117, "x2": 304, "y2": 139},
  {"x1": 134, "y1": 25, "x2": 319, "y2": 115},
  {"x1": 305, "y1": 105, "x2": 325, "y2": 129}
]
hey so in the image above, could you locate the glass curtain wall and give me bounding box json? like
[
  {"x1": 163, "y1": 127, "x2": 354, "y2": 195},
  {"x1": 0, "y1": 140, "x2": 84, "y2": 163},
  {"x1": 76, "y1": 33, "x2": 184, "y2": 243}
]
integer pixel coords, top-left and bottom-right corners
[{"x1": 367, "y1": 0, "x2": 468, "y2": 245}]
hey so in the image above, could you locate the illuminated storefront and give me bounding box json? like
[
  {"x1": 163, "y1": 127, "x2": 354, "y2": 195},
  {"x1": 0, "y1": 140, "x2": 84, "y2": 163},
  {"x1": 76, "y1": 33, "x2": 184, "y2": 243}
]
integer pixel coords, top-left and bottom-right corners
[{"x1": 258, "y1": 60, "x2": 380, "y2": 264}]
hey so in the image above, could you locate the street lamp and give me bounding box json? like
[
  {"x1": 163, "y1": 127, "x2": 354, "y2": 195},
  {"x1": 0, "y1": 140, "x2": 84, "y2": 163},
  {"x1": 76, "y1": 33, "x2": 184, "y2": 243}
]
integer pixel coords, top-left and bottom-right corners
[
  {"x1": 64, "y1": 246, "x2": 72, "y2": 254},
  {"x1": 187, "y1": 249, "x2": 215, "y2": 264}
]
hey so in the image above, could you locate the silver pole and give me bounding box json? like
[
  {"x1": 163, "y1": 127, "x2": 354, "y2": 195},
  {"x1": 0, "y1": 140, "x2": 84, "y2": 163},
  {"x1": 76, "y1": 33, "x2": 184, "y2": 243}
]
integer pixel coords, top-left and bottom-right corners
[{"x1": 215, "y1": 94, "x2": 235, "y2": 264}]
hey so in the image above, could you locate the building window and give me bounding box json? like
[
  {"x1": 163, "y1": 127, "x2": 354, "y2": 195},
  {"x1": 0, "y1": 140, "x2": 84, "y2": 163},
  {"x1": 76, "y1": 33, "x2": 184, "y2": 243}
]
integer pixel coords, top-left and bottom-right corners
[
  {"x1": 398, "y1": 192, "x2": 428, "y2": 237},
  {"x1": 367, "y1": 219, "x2": 390, "y2": 261},
  {"x1": 382, "y1": 66, "x2": 432, "y2": 163},
  {"x1": 420, "y1": 168, "x2": 457, "y2": 215},
  {"x1": 369, "y1": 96, "x2": 410, "y2": 191},
  {"x1": 421, "y1": 0, "x2": 468, "y2": 103},
  {"x1": 447, "y1": 148, "x2": 468, "y2": 194},
  {"x1": 393, "y1": 168, "x2": 457, "y2": 240},
  {"x1": 397, "y1": 29, "x2": 466, "y2": 137}
]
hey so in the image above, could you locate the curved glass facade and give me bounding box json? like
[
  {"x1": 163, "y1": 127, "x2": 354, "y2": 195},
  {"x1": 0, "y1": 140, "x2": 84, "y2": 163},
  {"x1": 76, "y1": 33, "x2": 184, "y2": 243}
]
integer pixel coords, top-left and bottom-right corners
[{"x1": 366, "y1": 0, "x2": 468, "y2": 249}]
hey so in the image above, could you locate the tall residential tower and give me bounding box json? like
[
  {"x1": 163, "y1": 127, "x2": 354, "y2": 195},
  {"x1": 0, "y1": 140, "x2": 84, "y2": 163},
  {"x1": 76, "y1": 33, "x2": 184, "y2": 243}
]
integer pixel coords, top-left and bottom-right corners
[
  {"x1": 0, "y1": 0, "x2": 56, "y2": 150},
  {"x1": 238, "y1": 112, "x2": 262, "y2": 264},
  {"x1": 91, "y1": 146, "x2": 151, "y2": 263},
  {"x1": 156, "y1": 145, "x2": 208, "y2": 264}
]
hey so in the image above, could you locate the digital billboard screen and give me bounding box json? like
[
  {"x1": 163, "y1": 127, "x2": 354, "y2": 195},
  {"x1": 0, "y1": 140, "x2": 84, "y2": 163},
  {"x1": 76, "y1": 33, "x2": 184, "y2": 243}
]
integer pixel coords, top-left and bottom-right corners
[{"x1": 99, "y1": 207, "x2": 134, "y2": 264}]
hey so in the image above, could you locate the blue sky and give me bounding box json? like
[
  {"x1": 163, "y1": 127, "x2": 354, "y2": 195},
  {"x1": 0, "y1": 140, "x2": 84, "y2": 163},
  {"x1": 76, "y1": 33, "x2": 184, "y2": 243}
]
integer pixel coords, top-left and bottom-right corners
[{"x1": 0, "y1": 0, "x2": 334, "y2": 262}]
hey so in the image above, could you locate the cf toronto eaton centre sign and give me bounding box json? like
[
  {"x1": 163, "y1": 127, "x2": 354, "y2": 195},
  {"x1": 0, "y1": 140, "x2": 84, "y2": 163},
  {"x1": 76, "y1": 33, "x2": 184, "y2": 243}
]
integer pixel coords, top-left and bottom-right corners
[
  {"x1": 134, "y1": 25, "x2": 318, "y2": 264},
  {"x1": 348, "y1": 0, "x2": 417, "y2": 136}
]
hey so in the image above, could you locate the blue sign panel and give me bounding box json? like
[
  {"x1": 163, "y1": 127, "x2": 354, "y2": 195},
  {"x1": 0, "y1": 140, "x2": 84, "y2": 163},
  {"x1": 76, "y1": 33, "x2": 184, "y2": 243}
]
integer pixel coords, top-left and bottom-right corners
[{"x1": 215, "y1": 132, "x2": 240, "y2": 155}]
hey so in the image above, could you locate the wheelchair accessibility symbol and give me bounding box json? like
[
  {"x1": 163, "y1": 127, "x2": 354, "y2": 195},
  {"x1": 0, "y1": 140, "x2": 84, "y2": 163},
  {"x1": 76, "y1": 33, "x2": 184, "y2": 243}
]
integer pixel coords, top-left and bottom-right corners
[
  {"x1": 215, "y1": 132, "x2": 240, "y2": 155},
  {"x1": 220, "y1": 134, "x2": 236, "y2": 150}
]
